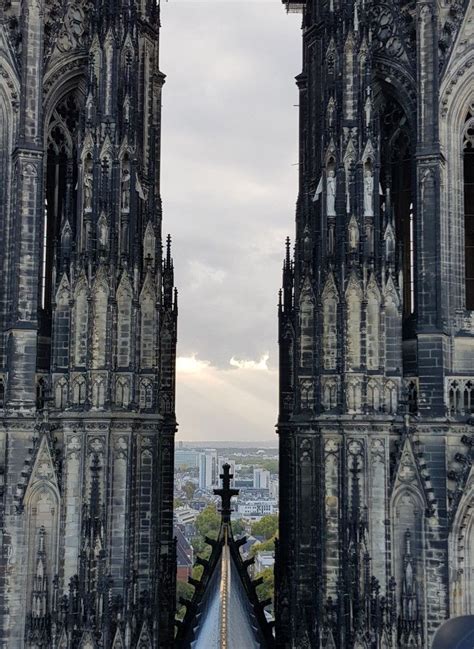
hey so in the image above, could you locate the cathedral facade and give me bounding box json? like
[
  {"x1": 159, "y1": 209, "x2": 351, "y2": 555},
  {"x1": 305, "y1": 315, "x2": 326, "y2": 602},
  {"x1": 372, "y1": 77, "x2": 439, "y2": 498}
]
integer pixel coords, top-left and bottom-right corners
[
  {"x1": 276, "y1": 0, "x2": 474, "y2": 647},
  {"x1": 0, "y1": 1, "x2": 177, "y2": 647}
]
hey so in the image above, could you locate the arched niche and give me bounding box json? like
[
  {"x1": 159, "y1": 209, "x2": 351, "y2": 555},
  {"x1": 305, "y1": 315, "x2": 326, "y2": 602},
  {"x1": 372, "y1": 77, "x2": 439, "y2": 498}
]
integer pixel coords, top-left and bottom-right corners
[
  {"x1": 450, "y1": 476, "x2": 474, "y2": 616},
  {"x1": 391, "y1": 486, "x2": 427, "y2": 641},
  {"x1": 440, "y1": 56, "x2": 474, "y2": 317},
  {"x1": 377, "y1": 90, "x2": 415, "y2": 322},
  {"x1": 24, "y1": 483, "x2": 60, "y2": 624},
  {"x1": 463, "y1": 107, "x2": 474, "y2": 309},
  {"x1": 0, "y1": 84, "x2": 16, "y2": 363},
  {"x1": 40, "y1": 87, "x2": 83, "y2": 370}
]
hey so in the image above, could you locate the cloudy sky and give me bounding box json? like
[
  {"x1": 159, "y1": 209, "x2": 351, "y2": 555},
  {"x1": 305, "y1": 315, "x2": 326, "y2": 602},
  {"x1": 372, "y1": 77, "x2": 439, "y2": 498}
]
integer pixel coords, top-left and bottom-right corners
[{"x1": 160, "y1": 1, "x2": 301, "y2": 441}]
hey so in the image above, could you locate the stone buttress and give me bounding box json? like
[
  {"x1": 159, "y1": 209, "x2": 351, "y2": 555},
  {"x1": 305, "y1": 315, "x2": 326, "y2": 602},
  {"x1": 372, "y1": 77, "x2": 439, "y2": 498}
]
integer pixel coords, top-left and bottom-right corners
[
  {"x1": 276, "y1": 0, "x2": 474, "y2": 647},
  {"x1": 0, "y1": 1, "x2": 178, "y2": 647}
]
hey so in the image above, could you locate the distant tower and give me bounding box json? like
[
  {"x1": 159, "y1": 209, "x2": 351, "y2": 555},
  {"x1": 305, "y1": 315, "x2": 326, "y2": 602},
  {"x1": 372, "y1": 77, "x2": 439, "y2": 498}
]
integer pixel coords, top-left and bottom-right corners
[
  {"x1": 0, "y1": 1, "x2": 177, "y2": 647},
  {"x1": 276, "y1": 0, "x2": 474, "y2": 647}
]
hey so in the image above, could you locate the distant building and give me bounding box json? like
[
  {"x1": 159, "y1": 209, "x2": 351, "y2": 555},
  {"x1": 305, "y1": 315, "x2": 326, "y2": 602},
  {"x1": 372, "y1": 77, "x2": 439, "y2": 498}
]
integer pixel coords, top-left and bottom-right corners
[
  {"x1": 175, "y1": 506, "x2": 200, "y2": 527},
  {"x1": 198, "y1": 449, "x2": 218, "y2": 489},
  {"x1": 269, "y1": 477, "x2": 279, "y2": 500},
  {"x1": 253, "y1": 468, "x2": 270, "y2": 490},
  {"x1": 254, "y1": 551, "x2": 275, "y2": 575},
  {"x1": 175, "y1": 525, "x2": 194, "y2": 582},
  {"x1": 237, "y1": 500, "x2": 278, "y2": 519},
  {"x1": 176, "y1": 448, "x2": 200, "y2": 469},
  {"x1": 234, "y1": 478, "x2": 254, "y2": 489}
]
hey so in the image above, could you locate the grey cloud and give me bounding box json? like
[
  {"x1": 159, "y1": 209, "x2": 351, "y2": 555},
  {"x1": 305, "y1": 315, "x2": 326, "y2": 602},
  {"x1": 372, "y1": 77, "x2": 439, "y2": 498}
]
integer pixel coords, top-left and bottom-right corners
[{"x1": 160, "y1": 2, "x2": 300, "y2": 427}]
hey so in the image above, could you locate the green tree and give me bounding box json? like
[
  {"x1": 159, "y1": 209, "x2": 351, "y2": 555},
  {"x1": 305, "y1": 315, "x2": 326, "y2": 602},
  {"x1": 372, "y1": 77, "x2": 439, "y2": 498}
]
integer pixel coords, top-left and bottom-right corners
[
  {"x1": 195, "y1": 504, "x2": 220, "y2": 540},
  {"x1": 231, "y1": 518, "x2": 246, "y2": 536},
  {"x1": 259, "y1": 459, "x2": 278, "y2": 473},
  {"x1": 182, "y1": 481, "x2": 197, "y2": 501},
  {"x1": 250, "y1": 536, "x2": 275, "y2": 557},
  {"x1": 256, "y1": 566, "x2": 274, "y2": 610},
  {"x1": 176, "y1": 580, "x2": 195, "y2": 620},
  {"x1": 251, "y1": 514, "x2": 278, "y2": 540}
]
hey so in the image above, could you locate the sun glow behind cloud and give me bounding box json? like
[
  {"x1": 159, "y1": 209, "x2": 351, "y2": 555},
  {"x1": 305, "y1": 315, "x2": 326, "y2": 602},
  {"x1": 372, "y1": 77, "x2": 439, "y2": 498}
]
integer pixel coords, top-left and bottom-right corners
[
  {"x1": 176, "y1": 354, "x2": 277, "y2": 441},
  {"x1": 229, "y1": 353, "x2": 270, "y2": 370}
]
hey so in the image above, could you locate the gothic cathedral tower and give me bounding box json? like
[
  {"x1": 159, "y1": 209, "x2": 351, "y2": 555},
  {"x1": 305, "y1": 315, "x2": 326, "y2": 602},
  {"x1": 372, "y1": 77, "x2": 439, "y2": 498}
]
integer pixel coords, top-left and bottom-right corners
[
  {"x1": 276, "y1": 0, "x2": 473, "y2": 647},
  {"x1": 0, "y1": 1, "x2": 177, "y2": 647}
]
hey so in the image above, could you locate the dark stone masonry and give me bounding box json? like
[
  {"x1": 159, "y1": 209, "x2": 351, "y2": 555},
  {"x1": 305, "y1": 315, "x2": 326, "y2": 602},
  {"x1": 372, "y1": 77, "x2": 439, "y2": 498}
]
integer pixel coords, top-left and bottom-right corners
[
  {"x1": 275, "y1": 0, "x2": 474, "y2": 647},
  {"x1": 0, "y1": 1, "x2": 177, "y2": 647},
  {"x1": 0, "y1": 0, "x2": 473, "y2": 647}
]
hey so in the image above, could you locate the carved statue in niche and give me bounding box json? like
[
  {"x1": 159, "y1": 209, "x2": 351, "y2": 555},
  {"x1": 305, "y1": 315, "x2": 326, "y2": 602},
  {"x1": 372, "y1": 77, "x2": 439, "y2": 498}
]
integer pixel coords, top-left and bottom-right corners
[
  {"x1": 83, "y1": 160, "x2": 93, "y2": 211},
  {"x1": 348, "y1": 216, "x2": 359, "y2": 251},
  {"x1": 327, "y1": 97, "x2": 335, "y2": 127},
  {"x1": 121, "y1": 166, "x2": 131, "y2": 211},
  {"x1": 364, "y1": 168, "x2": 374, "y2": 216},
  {"x1": 327, "y1": 170, "x2": 337, "y2": 216},
  {"x1": 86, "y1": 95, "x2": 94, "y2": 122},
  {"x1": 98, "y1": 214, "x2": 108, "y2": 249},
  {"x1": 364, "y1": 90, "x2": 372, "y2": 127}
]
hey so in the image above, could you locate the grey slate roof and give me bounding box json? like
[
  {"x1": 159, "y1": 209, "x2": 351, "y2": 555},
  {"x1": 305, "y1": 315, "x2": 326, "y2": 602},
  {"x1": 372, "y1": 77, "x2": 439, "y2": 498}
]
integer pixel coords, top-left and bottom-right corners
[{"x1": 176, "y1": 465, "x2": 274, "y2": 649}]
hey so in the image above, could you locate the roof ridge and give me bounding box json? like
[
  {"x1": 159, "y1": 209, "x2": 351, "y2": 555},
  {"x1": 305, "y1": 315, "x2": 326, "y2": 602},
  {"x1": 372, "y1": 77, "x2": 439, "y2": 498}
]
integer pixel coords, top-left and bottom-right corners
[{"x1": 175, "y1": 464, "x2": 275, "y2": 648}]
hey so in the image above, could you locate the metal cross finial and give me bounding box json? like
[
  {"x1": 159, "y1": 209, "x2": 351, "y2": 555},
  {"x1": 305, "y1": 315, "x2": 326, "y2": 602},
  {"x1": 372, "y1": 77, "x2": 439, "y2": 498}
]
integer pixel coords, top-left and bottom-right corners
[{"x1": 213, "y1": 463, "x2": 239, "y2": 524}]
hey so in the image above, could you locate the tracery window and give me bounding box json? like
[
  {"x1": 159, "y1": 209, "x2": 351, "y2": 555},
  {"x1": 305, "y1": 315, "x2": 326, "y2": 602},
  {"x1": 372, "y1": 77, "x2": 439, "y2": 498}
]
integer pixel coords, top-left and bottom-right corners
[
  {"x1": 463, "y1": 107, "x2": 474, "y2": 310},
  {"x1": 380, "y1": 96, "x2": 414, "y2": 322},
  {"x1": 0, "y1": 94, "x2": 10, "y2": 349},
  {"x1": 41, "y1": 91, "x2": 81, "y2": 367}
]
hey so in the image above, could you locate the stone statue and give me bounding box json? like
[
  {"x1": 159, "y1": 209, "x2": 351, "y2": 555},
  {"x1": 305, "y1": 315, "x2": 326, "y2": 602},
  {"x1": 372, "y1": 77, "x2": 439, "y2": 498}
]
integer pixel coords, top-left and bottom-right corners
[
  {"x1": 121, "y1": 167, "x2": 131, "y2": 211},
  {"x1": 349, "y1": 219, "x2": 359, "y2": 250},
  {"x1": 364, "y1": 169, "x2": 374, "y2": 216},
  {"x1": 327, "y1": 170, "x2": 336, "y2": 216},
  {"x1": 364, "y1": 94, "x2": 371, "y2": 127},
  {"x1": 83, "y1": 167, "x2": 93, "y2": 211}
]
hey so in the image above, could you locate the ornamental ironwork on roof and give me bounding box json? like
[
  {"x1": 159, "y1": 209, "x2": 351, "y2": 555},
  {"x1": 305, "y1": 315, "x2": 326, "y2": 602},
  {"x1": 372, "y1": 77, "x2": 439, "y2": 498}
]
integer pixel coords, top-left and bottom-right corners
[{"x1": 176, "y1": 463, "x2": 275, "y2": 649}]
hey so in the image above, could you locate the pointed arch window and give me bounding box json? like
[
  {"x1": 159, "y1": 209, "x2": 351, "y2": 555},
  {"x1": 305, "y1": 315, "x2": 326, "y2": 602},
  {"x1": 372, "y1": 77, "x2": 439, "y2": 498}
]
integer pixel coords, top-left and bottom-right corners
[
  {"x1": 74, "y1": 282, "x2": 88, "y2": 367},
  {"x1": 140, "y1": 292, "x2": 156, "y2": 369},
  {"x1": 366, "y1": 288, "x2": 380, "y2": 370},
  {"x1": 322, "y1": 285, "x2": 338, "y2": 370},
  {"x1": 346, "y1": 281, "x2": 362, "y2": 369},
  {"x1": 25, "y1": 483, "x2": 60, "y2": 632},
  {"x1": 463, "y1": 107, "x2": 474, "y2": 310},
  {"x1": 299, "y1": 281, "x2": 314, "y2": 368},
  {"x1": 73, "y1": 376, "x2": 86, "y2": 405},
  {"x1": 36, "y1": 378, "x2": 47, "y2": 410},
  {"x1": 91, "y1": 283, "x2": 108, "y2": 369},
  {"x1": 41, "y1": 91, "x2": 81, "y2": 368},
  {"x1": 0, "y1": 93, "x2": 11, "y2": 358},
  {"x1": 117, "y1": 280, "x2": 133, "y2": 368},
  {"x1": 379, "y1": 96, "x2": 414, "y2": 321},
  {"x1": 54, "y1": 378, "x2": 68, "y2": 409},
  {"x1": 116, "y1": 377, "x2": 130, "y2": 407},
  {"x1": 391, "y1": 489, "x2": 425, "y2": 646},
  {"x1": 139, "y1": 379, "x2": 153, "y2": 409}
]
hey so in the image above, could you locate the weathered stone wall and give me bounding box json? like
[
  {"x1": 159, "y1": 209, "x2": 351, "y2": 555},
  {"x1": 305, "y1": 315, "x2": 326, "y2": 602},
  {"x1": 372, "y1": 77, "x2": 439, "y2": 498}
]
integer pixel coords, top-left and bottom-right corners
[
  {"x1": 0, "y1": 1, "x2": 177, "y2": 647},
  {"x1": 276, "y1": 0, "x2": 474, "y2": 647}
]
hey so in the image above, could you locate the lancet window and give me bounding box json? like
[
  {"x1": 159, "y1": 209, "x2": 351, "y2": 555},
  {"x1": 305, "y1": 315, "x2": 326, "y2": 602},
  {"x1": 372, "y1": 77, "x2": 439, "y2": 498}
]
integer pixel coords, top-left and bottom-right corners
[
  {"x1": 41, "y1": 91, "x2": 81, "y2": 367},
  {"x1": 380, "y1": 96, "x2": 414, "y2": 321},
  {"x1": 463, "y1": 106, "x2": 474, "y2": 310}
]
